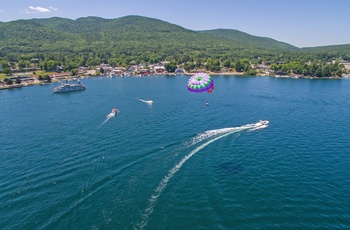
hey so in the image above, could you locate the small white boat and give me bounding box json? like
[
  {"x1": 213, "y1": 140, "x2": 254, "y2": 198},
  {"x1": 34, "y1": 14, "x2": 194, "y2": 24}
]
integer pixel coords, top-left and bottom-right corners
[
  {"x1": 255, "y1": 120, "x2": 269, "y2": 127},
  {"x1": 54, "y1": 80, "x2": 86, "y2": 93},
  {"x1": 111, "y1": 108, "x2": 119, "y2": 115}
]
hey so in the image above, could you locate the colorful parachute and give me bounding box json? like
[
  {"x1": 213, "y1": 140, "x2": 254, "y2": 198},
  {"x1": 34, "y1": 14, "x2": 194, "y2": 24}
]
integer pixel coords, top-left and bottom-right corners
[{"x1": 187, "y1": 73, "x2": 214, "y2": 93}]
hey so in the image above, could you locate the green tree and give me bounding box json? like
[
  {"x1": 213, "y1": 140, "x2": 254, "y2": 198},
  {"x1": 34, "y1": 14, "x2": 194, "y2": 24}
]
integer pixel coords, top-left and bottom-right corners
[
  {"x1": 18, "y1": 60, "x2": 31, "y2": 69},
  {"x1": 323, "y1": 65, "x2": 331, "y2": 77},
  {"x1": 2, "y1": 68, "x2": 11, "y2": 75},
  {"x1": 315, "y1": 67, "x2": 323, "y2": 77},
  {"x1": 70, "y1": 69, "x2": 78, "y2": 76},
  {"x1": 5, "y1": 78, "x2": 13, "y2": 85},
  {"x1": 44, "y1": 75, "x2": 52, "y2": 82},
  {"x1": 1, "y1": 60, "x2": 9, "y2": 69},
  {"x1": 222, "y1": 60, "x2": 231, "y2": 68},
  {"x1": 108, "y1": 58, "x2": 117, "y2": 67},
  {"x1": 165, "y1": 63, "x2": 177, "y2": 72},
  {"x1": 185, "y1": 62, "x2": 195, "y2": 72},
  {"x1": 47, "y1": 60, "x2": 56, "y2": 71},
  {"x1": 15, "y1": 78, "x2": 21, "y2": 84},
  {"x1": 235, "y1": 61, "x2": 243, "y2": 72}
]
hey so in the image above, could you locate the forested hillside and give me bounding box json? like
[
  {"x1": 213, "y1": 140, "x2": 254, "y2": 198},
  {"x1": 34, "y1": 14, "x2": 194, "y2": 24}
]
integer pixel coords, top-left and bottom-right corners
[
  {"x1": 199, "y1": 29, "x2": 297, "y2": 50},
  {"x1": 0, "y1": 16, "x2": 302, "y2": 63},
  {"x1": 0, "y1": 15, "x2": 349, "y2": 75}
]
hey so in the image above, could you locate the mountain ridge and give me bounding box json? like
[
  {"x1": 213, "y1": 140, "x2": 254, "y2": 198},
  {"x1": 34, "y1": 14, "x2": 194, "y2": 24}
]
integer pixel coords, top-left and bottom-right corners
[
  {"x1": 199, "y1": 28, "x2": 298, "y2": 50},
  {"x1": 0, "y1": 15, "x2": 349, "y2": 64},
  {"x1": 0, "y1": 15, "x2": 299, "y2": 51}
]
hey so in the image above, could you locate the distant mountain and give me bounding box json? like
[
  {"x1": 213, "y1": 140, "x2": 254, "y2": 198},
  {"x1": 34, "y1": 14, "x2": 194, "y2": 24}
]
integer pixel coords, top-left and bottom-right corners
[
  {"x1": 302, "y1": 44, "x2": 350, "y2": 53},
  {"x1": 0, "y1": 15, "x2": 349, "y2": 62},
  {"x1": 199, "y1": 29, "x2": 298, "y2": 50},
  {"x1": 0, "y1": 19, "x2": 84, "y2": 55},
  {"x1": 32, "y1": 16, "x2": 195, "y2": 42},
  {"x1": 0, "y1": 19, "x2": 78, "y2": 42},
  {"x1": 0, "y1": 16, "x2": 298, "y2": 49}
]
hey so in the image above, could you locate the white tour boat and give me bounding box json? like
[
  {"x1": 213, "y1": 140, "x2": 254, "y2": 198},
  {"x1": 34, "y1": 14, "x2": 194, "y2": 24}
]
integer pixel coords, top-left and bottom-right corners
[{"x1": 54, "y1": 80, "x2": 86, "y2": 93}]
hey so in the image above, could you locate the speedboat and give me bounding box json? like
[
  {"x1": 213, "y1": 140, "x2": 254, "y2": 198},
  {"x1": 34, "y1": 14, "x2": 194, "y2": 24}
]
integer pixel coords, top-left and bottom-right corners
[
  {"x1": 111, "y1": 108, "x2": 119, "y2": 115},
  {"x1": 54, "y1": 81, "x2": 86, "y2": 93},
  {"x1": 255, "y1": 120, "x2": 269, "y2": 127}
]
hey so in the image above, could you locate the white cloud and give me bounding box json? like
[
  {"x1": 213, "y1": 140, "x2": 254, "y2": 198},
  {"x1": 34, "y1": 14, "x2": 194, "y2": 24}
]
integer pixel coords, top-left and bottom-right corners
[
  {"x1": 24, "y1": 6, "x2": 58, "y2": 14},
  {"x1": 48, "y1": 6, "x2": 58, "y2": 11},
  {"x1": 29, "y1": 6, "x2": 50, "y2": 13}
]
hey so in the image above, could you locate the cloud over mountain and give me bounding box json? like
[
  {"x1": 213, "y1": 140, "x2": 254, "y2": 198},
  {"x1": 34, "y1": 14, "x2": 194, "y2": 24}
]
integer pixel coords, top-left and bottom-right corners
[{"x1": 25, "y1": 6, "x2": 58, "y2": 14}]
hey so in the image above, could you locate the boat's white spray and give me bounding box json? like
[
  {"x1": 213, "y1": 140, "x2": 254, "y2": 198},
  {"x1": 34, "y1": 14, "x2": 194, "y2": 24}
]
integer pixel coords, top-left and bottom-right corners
[
  {"x1": 136, "y1": 122, "x2": 267, "y2": 229},
  {"x1": 138, "y1": 98, "x2": 153, "y2": 105},
  {"x1": 99, "y1": 110, "x2": 119, "y2": 127}
]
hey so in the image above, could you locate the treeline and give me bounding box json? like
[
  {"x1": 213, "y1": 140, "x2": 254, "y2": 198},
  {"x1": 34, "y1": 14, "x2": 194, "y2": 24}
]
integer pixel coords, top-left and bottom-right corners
[
  {"x1": 270, "y1": 61, "x2": 343, "y2": 77},
  {"x1": 1, "y1": 54, "x2": 345, "y2": 78}
]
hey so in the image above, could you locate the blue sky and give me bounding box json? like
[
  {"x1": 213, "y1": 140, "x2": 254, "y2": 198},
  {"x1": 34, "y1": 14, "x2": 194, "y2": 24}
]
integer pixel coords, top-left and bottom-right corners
[{"x1": 0, "y1": 0, "x2": 349, "y2": 48}]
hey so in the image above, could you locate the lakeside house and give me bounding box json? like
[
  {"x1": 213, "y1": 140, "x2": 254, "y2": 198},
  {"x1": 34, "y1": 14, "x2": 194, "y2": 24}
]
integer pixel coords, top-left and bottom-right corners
[
  {"x1": 93, "y1": 63, "x2": 169, "y2": 76},
  {"x1": 78, "y1": 66, "x2": 89, "y2": 74},
  {"x1": 51, "y1": 72, "x2": 70, "y2": 79},
  {"x1": 153, "y1": 66, "x2": 166, "y2": 75},
  {"x1": 340, "y1": 61, "x2": 350, "y2": 73},
  {"x1": 10, "y1": 76, "x2": 35, "y2": 84},
  {"x1": 175, "y1": 68, "x2": 185, "y2": 75},
  {"x1": 9, "y1": 67, "x2": 40, "y2": 73}
]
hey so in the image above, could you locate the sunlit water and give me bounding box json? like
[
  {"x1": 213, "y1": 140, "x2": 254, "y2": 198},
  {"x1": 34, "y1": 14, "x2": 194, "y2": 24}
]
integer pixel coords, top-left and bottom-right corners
[{"x1": 1, "y1": 76, "x2": 350, "y2": 229}]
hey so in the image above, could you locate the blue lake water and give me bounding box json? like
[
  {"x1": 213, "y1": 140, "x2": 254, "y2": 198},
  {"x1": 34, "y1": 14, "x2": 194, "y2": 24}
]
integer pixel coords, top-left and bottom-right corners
[{"x1": 1, "y1": 76, "x2": 350, "y2": 229}]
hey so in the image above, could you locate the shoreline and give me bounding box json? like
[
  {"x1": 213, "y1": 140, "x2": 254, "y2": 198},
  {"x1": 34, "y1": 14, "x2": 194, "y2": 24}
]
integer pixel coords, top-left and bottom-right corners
[{"x1": 0, "y1": 74, "x2": 343, "y2": 90}]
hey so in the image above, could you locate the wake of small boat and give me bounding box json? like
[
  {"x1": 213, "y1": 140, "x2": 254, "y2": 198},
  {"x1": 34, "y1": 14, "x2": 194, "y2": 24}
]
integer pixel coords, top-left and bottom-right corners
[
  {"x1": 99, "y1": 116, "x2": 112, "y2": 127},
  {"x1": 137, "y1": 98, "x2": 153, "y2": 105},
  {"x1": 99, "y1": 111, "x2": 118, "y2": 127},
  {"x1": 188, "y1": 123, "x2": 257, "y2": 146},
  {"x1": 135, "y1": 122, "x2": 263, "y2": 229}
]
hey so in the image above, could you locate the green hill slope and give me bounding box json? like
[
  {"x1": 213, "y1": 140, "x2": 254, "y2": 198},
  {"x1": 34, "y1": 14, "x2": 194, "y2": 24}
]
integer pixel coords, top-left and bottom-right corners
[
  {"x1": 0, "y1": 15, "x2": 348, "y2": 64},
  {"x1": 199, "y1": 29, "x2": 298, "y2": 50},
  {"x1": 0, "y1": 19, "x2": 84, "y2": 54},
  {"x1": 302, "y1": 44, "x2": 350, "y2": 58}
]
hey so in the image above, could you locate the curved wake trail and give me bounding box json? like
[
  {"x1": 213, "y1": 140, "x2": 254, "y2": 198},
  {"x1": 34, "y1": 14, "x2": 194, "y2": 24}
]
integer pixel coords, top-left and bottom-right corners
[
  {"x1": 99, "y1": 116, "x2": 113, "y2": 127},
  {"x1": 136, "y1": 123, "x2": 258, "y2": 229},
  {"x1": 99, "y1": 111, "x2": 119, "y2": 127}
]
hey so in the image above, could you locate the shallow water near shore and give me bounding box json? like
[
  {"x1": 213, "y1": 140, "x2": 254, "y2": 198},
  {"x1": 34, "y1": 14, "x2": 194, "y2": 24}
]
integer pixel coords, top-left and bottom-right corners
[{"x1": 1, "y1": 75, "x2": 350, "y2": 229}]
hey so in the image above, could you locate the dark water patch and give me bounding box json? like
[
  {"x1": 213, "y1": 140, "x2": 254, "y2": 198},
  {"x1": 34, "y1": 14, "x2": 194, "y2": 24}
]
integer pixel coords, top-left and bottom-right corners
[{"x1": 218, "y1": 162, "x2": 244, "y2": 176}]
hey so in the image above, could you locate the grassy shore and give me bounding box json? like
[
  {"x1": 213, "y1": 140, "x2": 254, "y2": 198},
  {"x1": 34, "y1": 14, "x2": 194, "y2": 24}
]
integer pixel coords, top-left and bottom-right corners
[{"x1": 0, "y1": 71, "x2": 58, "y2": 80}]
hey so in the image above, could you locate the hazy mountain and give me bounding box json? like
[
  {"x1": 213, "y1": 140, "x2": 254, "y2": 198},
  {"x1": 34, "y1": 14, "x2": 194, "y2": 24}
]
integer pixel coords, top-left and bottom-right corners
[
  {"x1": 302, "y1": 44, "x2": 350, "y2": 52},
  {"x1": 199, "y1": 29, "x2": 298, "y2": 50}
]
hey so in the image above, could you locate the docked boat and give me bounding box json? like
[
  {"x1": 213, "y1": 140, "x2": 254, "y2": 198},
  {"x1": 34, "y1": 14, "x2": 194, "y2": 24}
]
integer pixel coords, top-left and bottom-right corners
[{"x1": 53, "y1": 80, "x2": 86, "y2": 93}]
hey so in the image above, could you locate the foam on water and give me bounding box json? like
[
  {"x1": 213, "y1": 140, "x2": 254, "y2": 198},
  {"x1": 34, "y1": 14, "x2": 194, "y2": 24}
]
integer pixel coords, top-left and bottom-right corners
[
  {"x1": 136, "y1": 122, "x2": 265, "y2": 229},
  {"x1": 138, "y1": 98, "x2": 153, "y2": 106},
  {"x1": 189, "y1": 123, "x2": 256, "y2": 146}
]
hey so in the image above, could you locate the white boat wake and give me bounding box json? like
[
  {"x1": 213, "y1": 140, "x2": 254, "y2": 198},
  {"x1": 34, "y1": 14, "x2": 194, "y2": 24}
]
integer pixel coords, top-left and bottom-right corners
[
  {"x1": 99, "y1": 108, "x2": 119, "y2": 127},
  {"x1": 136, "y1": 121, "x2": 269, "y2": 229},
  {"x1": 138, "y1": 99, "x2": 153, "y2": 105}
]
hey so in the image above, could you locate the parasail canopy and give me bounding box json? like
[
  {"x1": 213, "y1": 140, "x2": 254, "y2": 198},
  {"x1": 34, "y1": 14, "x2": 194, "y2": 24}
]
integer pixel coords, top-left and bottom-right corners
[{"x1": 187, "y1": 72, "x2": 214, "y2": 93}]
